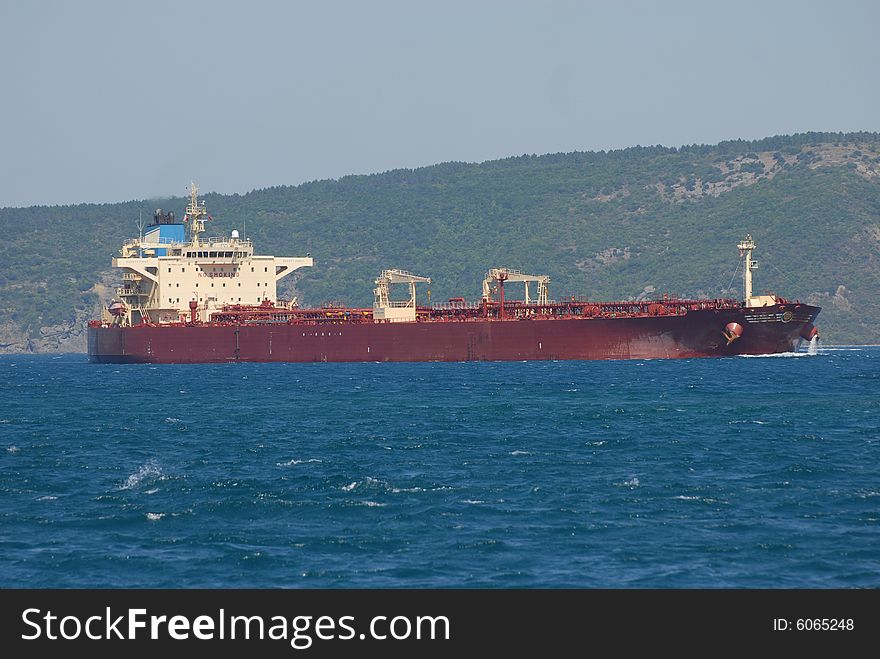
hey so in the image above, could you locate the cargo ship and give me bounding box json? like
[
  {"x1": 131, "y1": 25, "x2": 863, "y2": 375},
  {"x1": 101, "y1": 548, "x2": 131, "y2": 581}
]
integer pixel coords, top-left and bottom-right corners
[{"x1": 87, "y1": 183, "x2": 820, "y2": 363}]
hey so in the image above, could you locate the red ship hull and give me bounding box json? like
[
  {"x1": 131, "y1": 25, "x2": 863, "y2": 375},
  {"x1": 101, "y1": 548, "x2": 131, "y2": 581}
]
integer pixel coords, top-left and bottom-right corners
[{"x1": 87, "y1": 304, "x2": 820, "y2": 363}]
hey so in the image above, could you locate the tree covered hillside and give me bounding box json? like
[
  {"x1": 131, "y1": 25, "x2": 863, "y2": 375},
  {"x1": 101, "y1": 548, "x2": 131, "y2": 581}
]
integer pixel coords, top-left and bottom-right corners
[{"x1": 1, "y1": 131, "x2": 879, "y2": 352}]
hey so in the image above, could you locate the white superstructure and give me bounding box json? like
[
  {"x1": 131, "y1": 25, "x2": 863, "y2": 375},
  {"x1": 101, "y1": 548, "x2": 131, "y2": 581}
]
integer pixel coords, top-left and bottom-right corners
[{"x1": 106, "y1": 183, "x2": 313, "y2": 326}]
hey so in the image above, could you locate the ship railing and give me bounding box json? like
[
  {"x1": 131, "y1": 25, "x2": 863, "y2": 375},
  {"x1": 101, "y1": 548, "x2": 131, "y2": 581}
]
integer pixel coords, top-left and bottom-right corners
[
  {"x1": 122, "y1": 237, "x2": 182, "y2": 247},
  {"x1": 116, "y1": 287, "x2": 147, "y2": 297},
  {"x1": 431, "y1": 302, "x2": 481, "y2": 311},
  {"x1": 421, "y1": 298, "x2": 744, "y2": 320},
  {"x1": 206, "y1": 237, "x2": 252, "y2": 247}
]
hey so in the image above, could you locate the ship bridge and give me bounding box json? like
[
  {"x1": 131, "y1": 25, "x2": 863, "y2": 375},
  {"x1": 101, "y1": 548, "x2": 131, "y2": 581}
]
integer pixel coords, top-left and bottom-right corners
[{"x1": 107, "y1": 182, "x2": 313, "y2": 326}]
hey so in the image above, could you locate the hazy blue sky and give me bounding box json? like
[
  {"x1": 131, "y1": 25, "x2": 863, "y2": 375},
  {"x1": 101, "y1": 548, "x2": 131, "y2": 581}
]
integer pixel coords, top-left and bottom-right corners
[{"x1": 1, "y1": 0, "x2": 878, "y2": 207}]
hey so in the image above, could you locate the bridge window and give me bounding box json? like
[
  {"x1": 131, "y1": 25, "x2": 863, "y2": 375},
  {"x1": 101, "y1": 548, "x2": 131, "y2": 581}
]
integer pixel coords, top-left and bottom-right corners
[{"x1": 209, "y1": 252, "x2": 217, "y2": 258}]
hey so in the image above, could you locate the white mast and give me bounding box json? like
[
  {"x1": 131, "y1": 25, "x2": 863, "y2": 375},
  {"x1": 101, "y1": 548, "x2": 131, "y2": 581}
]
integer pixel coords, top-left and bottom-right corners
[
  {"x1": 737, "y1": 234, "x2": 757, "y2": 304},
  {"x1": 187, "y1": 181, "x2": 207, "y2": 246}
]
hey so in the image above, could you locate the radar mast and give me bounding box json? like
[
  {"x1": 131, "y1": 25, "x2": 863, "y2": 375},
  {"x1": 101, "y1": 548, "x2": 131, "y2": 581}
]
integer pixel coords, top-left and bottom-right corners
[{"x1": 187, "y1": 181, "x2": 208, "y2": 245}]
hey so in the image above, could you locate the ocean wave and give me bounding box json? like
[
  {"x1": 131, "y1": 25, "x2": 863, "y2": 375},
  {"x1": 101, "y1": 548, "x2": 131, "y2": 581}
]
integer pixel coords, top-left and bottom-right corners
[
  {"x1": 277, "y1": 458, "x2": 323, "y2": 467},
  {"x1": 341, "y1": 476, "x2": 396, "y2": 493},
  {"x1": 120, "y1": 461, "x2": 166, "y2": 490},
  {"x1": 341, "y1": 476, "x2": 429, "y2": 495},
  {"x1": 146, "y1": 512, "x2": 165, "y2": 521}
]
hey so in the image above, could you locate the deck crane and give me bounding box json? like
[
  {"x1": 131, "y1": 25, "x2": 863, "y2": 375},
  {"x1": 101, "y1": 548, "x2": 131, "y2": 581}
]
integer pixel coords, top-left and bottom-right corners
[
  {"x1": 373, "y1": 269, "x2": 432, "y2": 322},
  {"x1": 482, "y1": 268, "x2": 550, "y2": 306}
]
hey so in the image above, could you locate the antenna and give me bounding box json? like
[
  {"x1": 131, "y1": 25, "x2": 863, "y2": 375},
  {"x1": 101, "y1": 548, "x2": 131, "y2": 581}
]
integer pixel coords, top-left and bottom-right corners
[
  {"x1": 136, "y1": 209, "x2": 145, "y2": 241},
  {"x1": 186, "y1": 181, "x2": 208, "y2": 245}
]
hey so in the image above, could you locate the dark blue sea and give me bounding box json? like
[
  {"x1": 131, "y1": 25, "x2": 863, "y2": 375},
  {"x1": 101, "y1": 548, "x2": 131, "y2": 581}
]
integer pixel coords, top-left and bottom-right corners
[{"x1": 2, "y1": 348, "x2": 878, "y2": 588}]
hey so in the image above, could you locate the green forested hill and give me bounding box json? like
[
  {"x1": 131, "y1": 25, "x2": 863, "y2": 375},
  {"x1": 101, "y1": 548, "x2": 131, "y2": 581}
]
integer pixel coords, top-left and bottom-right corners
[{"x1": 1, "y1": 132, "x2": 879, "y2": 352}]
